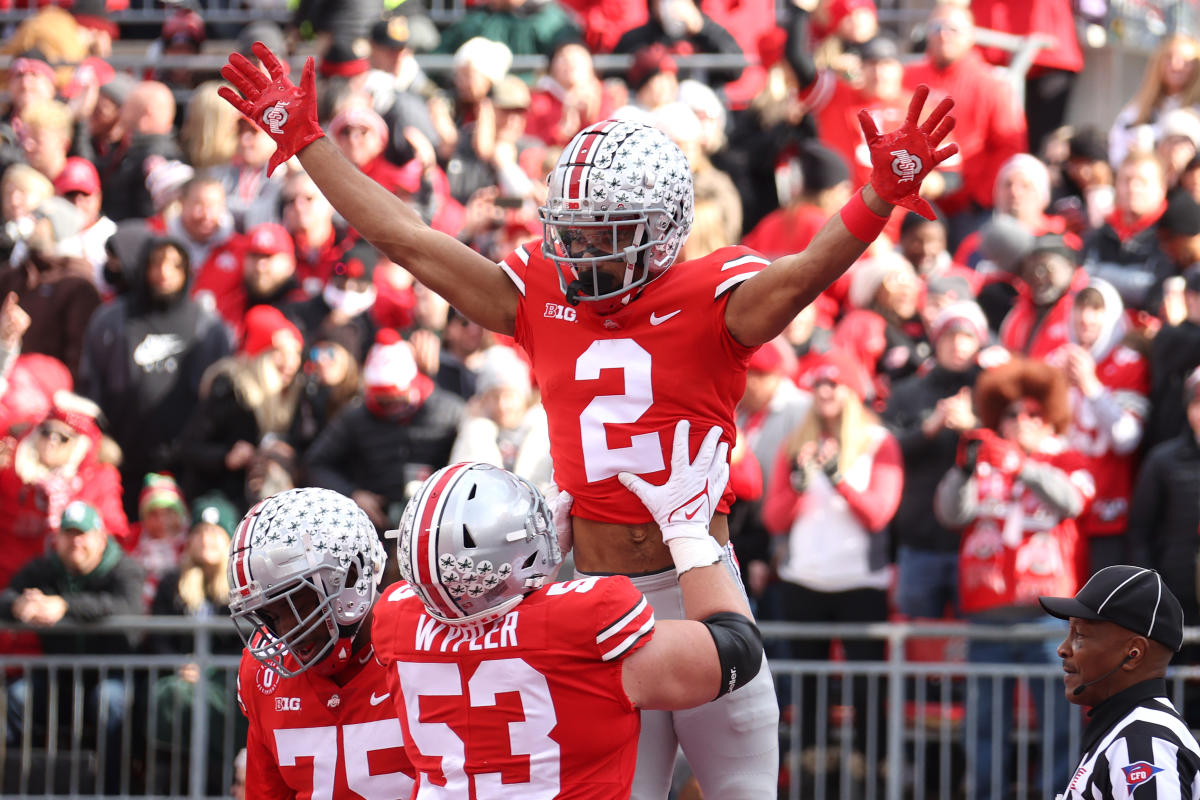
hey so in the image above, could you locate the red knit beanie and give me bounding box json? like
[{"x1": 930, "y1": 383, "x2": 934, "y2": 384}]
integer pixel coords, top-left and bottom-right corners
[{"x1": 241, "y1": 306, "x2": 302, "y2": 357}]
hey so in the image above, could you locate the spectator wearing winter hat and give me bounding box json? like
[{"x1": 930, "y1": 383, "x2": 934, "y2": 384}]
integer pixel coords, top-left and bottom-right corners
[
  {"x1": 762, "y1": 346, "x2": 902, "y2": 772},
  {"x1": 305, "y1": 328, "x2": 465, "y2": 530},
  {"x1": 317, "y1": 39, "x2": 372, "y2": 122},
  {"x1": 78, "y1": 233, "x2": 232, "y2": 518},
  {"x1": 84, "y1": 70, "x2": 135, "y2": 183},
  {"x1": 127, "y1": 471, "x2": 189, "y2": 609},
  {"x1": 284, "y1": 237, "x2": 381, "y2": 364},
  {"x1": 1049, "y1": 126, "x2": 1115, "y2": 234},
  {"x1": 0, "y1": 195, "x2": 101, "y2": 381},
  {"x1": 953, "y1": 153, "x2": 1072, "y2": 271},
  {"x1": 1000, "y1": 233, "x2": 1088, "y2": 358},
  {"x1": 612, "y1": 43, "x2": 679, "y2": 122},
  {"x1": 328, "y1": 104, "x2": 397, "y2": 189},
  {"x1": 150, "y1": 8, "x2": 205, "y2": 91},
  {"x1": 883, "y1": 301, "x2": 985, "y2": 619},
  {"x1": 193, "y1": 222, "x2": 305, "y2": 339},
  {"x1": 449, "y1": 344, "x2": 551, "y2": 491},
  {"x1": 175, "y1": 306, "x2": 303, "y2": 510},
  {"x1": 1045, "y1": 280, "x2": 1148, "y2": 574},
  {"x1": 934, "y1": 357, "x2": 1091, "y2": 800},
  {"x1": 0, "y1": 391, "x2": 131, "y2": 589},
  {"x1": 833, "y1": 250, "x2": 927, "y2": 401},
  {"x1": 54, "y1": 156, "x2": 116, "y2": 282}
]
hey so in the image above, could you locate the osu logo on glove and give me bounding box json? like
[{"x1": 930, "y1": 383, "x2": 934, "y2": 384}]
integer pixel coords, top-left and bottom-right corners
[
  {"x1": 263, "y1": 101, "x2": 290, "y2": 135},
  {"x1": 890, "y1": 149, "x2": 923, "y2": 182}
]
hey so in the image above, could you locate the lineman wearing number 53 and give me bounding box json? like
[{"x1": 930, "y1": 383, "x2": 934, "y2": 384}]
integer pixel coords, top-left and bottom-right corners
[{"x1": 221, "y1": 41, "x2": 957, "y2": 798}]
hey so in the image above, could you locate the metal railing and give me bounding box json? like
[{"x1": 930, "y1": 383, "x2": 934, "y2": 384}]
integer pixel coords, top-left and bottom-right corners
[{"x1": 2, "y1": 617, "x2": 1199, "y2": 799}]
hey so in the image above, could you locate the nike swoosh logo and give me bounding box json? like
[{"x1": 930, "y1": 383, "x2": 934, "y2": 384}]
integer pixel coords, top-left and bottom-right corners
[
  {"x1": 369, "y1": 692, "x2": 391, "y2": 706},
  {"x1": 649, "y1": 309, "x2": 682, "y2": 326}
]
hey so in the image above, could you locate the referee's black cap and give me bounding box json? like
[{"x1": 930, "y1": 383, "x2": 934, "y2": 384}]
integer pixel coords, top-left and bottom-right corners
[{"x1": 1041, "y1": 566, "x2": 1184, "y2": 652}]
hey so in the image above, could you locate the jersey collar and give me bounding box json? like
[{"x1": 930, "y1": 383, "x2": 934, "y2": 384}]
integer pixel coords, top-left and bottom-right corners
[{"x1": 1081, "y1": 677, "x2": 1170, "y2": 756}]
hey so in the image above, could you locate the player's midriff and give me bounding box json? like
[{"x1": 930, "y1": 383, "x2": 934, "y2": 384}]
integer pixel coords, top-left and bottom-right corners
[{"x1": 572, "y1": 513, "x2": 730, "y2": 575}]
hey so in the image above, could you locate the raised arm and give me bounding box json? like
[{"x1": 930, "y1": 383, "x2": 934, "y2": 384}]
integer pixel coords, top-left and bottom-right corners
[
  {"x1": 219, "y1": 43, "x2": 519, "y2": 335},
  {"x1": 616, "y1": 421, "x2": 762, "y2": 710},
  {"x1": 725, "y1": 86, "x2": 958, "y2": 347}
]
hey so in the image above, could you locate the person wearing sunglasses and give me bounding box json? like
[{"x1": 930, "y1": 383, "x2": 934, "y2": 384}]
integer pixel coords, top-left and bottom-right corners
[{"x1": 934, "y1": 356, "x2": 1095, "y2": 800}]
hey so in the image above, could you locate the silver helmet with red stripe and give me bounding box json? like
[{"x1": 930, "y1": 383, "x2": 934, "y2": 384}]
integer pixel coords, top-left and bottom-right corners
[
  {"x1": 539, "y1": 119, "x2": 694, "y2": 314},
  {"x1": 394, "y1": 462, "x2": 561, "y2": 626},
  {"x1": 228, "y1": 487, "x2": 386, "y2": 678}
]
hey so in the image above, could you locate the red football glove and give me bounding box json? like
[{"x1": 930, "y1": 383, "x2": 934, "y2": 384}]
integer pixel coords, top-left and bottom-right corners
[
  {"x1": 959, "y1": 428, "x2": 1025, "y2": 477},
  {"x1": 858, "y1": 84, "x2": 958, "y2": 221},
  {"x1": 218, "y1": 42, "x2": 324, "y2": 177}
]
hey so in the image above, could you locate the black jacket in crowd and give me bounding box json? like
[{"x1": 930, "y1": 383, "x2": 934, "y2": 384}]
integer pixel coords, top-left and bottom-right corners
[
  {"x1": 304, "y1": 389, "x2": 465, "y2": 521},
  {"x1": 1145, "y1": 320, "x2": 1200, "y2": 452},
  {"x1": 882, "y1": 363, "x2": 981, "y2": 553},
  {"x1": 101, "y1": 132, "x2": 184, "y2": 222},
  {"x1": 78, "y1": 233, "x2": 233, "y2": 517},
  {"x1": 0, "y1": 538, "x2": 144, "y2": 656},
  {"x1": 1127, "y1": 431, "x2": 1200, "y2": 624}
]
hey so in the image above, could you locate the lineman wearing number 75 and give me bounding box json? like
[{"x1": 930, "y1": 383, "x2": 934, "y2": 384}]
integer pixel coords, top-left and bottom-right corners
[{"x1": 221, "y1": 41, "x2": 957, "y2": 798}]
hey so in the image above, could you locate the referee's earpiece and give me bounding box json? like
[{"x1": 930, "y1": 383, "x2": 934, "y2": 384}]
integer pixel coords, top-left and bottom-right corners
[{"x1": 1129, "y1": 649, "x2": 1139, "y2": 659}]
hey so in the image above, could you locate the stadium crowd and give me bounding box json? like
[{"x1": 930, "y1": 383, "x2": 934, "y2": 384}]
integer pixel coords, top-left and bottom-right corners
[{"x1": 1, "y1": 0, "x2": 1200, "y2": 796}]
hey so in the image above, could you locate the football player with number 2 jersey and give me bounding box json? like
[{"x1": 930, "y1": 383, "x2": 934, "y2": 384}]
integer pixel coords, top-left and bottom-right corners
[
  {"x1": 221, "y1": 42, "x2": 958, "y2": 798},
  {"x1": 373, "y1": 420, "x2": 763, "y2": 798},
  {"x1": 229, "y1": 488, "x2": 416, "y2": 799}
]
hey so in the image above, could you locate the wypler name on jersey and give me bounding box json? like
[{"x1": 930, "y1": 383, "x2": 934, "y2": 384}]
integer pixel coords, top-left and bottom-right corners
[{"x1": 413, "y1": 612, "x2": 521, "y2": 653}]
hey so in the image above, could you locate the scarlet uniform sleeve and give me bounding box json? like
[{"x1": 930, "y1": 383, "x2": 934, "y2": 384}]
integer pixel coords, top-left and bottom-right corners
[
  {"x1": 497, "y1": 243, "x2": 533, "y2": 300},
  {"x1": 588, "y1": 576, "x2": 656, "y2": 666},
  {"x1": 236, "y1": 653, "x2": 294, "y2": 800}
]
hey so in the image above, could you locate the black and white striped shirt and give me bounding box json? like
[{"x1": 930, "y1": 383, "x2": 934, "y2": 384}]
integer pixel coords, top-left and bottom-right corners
[{"x1": 1060, "y1": 679, "x2": 1200, "y2": 800}]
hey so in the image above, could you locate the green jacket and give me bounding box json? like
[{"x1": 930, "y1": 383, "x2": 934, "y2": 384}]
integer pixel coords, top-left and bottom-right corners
[
  {"x1": 436, "y1": 4, "x2": 580, "y2": 56},
  {"x1": 0, "y1": 538, "x2": 145, "y2": 655}
]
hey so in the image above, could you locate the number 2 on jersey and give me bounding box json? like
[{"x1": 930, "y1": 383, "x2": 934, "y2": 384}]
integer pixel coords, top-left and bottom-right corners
[
  {"x1": 576, "y1": 339, "x2": 665, "y2": 482},
  {"x1": 396, "y1": 658, "x2": 560, "y2": 799}
]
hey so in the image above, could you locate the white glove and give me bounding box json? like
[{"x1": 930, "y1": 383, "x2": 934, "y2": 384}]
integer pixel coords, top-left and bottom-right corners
[
  {"x1": 549, "y1": 485, "x2": 574, "y2": 554},
  {"x1": 619, "y1": 421, "x2": 729, "y2": 574}
]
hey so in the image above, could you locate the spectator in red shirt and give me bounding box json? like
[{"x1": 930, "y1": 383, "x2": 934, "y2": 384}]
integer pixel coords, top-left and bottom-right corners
[
  {"x1": 192, "y1": 223, "x2": 305, "y2": 339},
  {"x1": 904, "y1": 1, "x2": 1027, "y2": 239},
  {"x1": 524, "y1": 37, "x2": 614, "y2": 148},
  {"x1": 1001, "y1": 234, "x2": 1087, "y2": 357},
  {"x1": 280, "y1": 170, "x2": 353, "y2": 295}
]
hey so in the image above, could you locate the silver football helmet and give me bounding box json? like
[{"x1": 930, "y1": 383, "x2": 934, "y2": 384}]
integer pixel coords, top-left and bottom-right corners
[
  {"x1": 539, "y1": 119, "x2": 694, "y2": 314},
  {"x1": 393, "y1": 462, "x2": 562, "y2": 626},
  {"x1": 228, "y1": 487, "x2": 387, "y2": 678}
]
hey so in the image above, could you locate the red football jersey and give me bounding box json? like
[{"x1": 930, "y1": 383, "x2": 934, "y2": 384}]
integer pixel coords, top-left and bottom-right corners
[
  {"x1": 373, "y1": 576, "x2": 656, "y2": 799},
  {"x1": 498, "y1": 242, "x2": 768, "y2": 522},
  {"x1": 236, "y1": 648, "x2": 416, "y2": 800},
  {"x1": 1051, "y1": 343, "x2": 1150, "y2": 536}
]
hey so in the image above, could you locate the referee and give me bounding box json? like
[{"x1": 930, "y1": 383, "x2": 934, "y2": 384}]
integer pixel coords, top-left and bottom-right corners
[{"x1": 1041, "y1": 565, "x2": 1200, "y2": 800}]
